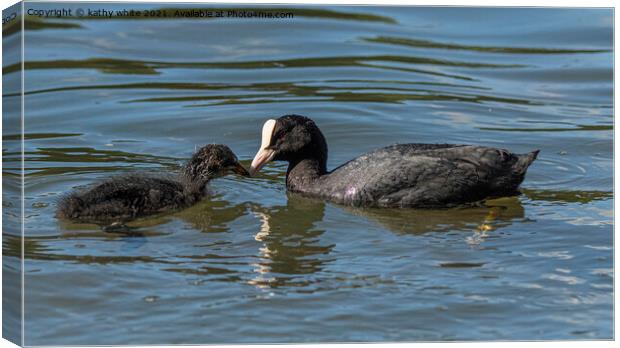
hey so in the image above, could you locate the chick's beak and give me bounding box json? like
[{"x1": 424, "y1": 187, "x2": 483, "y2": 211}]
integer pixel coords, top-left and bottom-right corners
[
  {"x1": 249, "y1": 148, "x2": 275, "y2": 176},
  {"x1": 230, "y1": 162, "x2": 250, "y2": 177}
]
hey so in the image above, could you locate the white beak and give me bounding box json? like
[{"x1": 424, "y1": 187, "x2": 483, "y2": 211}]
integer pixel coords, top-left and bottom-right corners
[{"x1": 250, "y1": 119, "x2": 277, "y2": 176}]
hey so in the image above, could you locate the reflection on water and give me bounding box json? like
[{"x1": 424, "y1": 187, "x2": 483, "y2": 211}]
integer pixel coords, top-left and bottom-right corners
[
  {"x1": 16, "y1": 146, "x2": 180, "y2": 176},
  {"x1": 175, "y1": 198, "x2": 249, "y2": 233},
  {"x1": 250, "y1": 194, "x2": 332, "y2": 288},
  {"x1": 363, "y1": 36, "x2": 611, "y2": 54},
  {"x1": 3, "y1": 54, "x2": 523, "y2": 76},
  {"x1": 3, "y1": 4, "x2": 612, "y2": 345},
  {"x1": 347, "y1": 196, "x2": 525, "y2": 236},
  {"x1": 7, "y1": 186, "x2": 605, "y2": 279},
  {"x1": 2, "y1": 17, "x2": 82, "y2": 36}
]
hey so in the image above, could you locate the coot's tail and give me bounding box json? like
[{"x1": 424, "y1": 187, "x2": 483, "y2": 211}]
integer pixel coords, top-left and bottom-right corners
[{"x1": 513, "y1": 149, "x2": 540, "y2": 175}]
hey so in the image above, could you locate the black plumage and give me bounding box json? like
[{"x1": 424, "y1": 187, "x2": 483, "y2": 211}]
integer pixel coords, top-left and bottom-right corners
[
  {"x1": 57, "y1": 144, "x2": 248, "y2": 223},
  {"x1": 250, "y1": 115, "x2": 539, "y2": 208}
]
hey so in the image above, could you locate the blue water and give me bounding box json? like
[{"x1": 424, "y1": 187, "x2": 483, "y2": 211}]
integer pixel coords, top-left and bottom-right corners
[{"x1": 2, "y1": 4, "x2": 613, "y2": 344}]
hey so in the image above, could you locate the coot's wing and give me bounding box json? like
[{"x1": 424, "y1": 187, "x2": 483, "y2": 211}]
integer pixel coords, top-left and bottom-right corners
[{"x1": 324, "y1": 144, "x2": 521, "y2": 208}]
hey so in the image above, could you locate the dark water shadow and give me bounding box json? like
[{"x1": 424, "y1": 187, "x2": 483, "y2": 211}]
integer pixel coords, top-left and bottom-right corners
[
  {"x1": 7, "y1": 80, "x2": 538, "y2": 107},
  {"x1": 5, "y1": 79, "x2": 490, "y2": 98},
  {"x1": 3, "y1": 133, "x2": 82, "y2": 141},
  {"x1": 7, "y1": 146, "x2": 181, "y2": 177},
  {"x1": 3, "y1": 233, "x2": 172, "y2": 265},
  {"x1": 2, "y1": 17, "x2": 82, "y2": 37},
  {"x1": 3, "y1": 54, "x2": 522, "y2": 77},
  {"x1": 133, "y1": 87, "x2": 537, "y2": 107},
  {"x1": 522, "y1": 188, "x2": 612, "y2": 204},
  {"x1": 363, "y1": 36, "x2": 611, "y2": 54},
  {"x1": 479, "y1": 124, "x2": 612, "y2": 132}
]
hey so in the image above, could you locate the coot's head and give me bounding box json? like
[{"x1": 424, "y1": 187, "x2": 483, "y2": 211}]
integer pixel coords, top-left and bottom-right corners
[
  {"x1": 183, "y1": 144, "x2": 249, "y2": 182},
  {"x1": 250, "y1": 115, "x2": 328, "y2": 176}
]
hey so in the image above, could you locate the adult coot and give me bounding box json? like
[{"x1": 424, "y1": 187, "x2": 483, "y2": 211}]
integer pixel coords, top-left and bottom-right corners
[
  {"x1": 57, "y1": 144, "x2": 248, "y2": 223},
  {"x1": 250, "y1": 115, "x2": 539, "y2": 208}
]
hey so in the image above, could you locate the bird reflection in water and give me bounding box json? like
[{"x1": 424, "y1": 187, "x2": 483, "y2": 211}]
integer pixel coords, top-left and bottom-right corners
[
  {"x1": 344, "y1": 195, "x2": 525, "y2": 245},
  {"x1": 246, "y1": 193, "x2": 525, "y2": 290},
  {"x1": 467, "y1": 205, "x2": 502, "y2": 247},
  {"x1": 55, "y1": 192, "x2": 525, "y2": 285},
  {"x1": 467, "y1": 197, "x2": 526, "y2": 247},
  {"x1": 248, "y1": 194, "x2": 333, "y2": 289},
  {"x1": 175, "y1": 196, "x2": 248, "y2": 233}
]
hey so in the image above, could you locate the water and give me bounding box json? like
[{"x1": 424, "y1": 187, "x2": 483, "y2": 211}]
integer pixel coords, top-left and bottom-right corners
[{"x1": 2, "y1": 4, "x2": 613, "y2": 344}]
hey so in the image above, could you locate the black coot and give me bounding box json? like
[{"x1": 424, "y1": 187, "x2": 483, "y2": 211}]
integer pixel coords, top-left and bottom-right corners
[
  {"x1": 249, "y1": 115, "x2": 539, "y2": 208},
  {"x1": 57, "y1": 144, "x2": 248, "y2": 223}
]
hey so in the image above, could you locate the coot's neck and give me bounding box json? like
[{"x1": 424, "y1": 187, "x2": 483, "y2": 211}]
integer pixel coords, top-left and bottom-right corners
[
  {"x1": 286, "y1": 157, "x2": 327, "y2": 193},
  {"x1": 180, "y1": 170, "x2": 212, "y2": 198},
  {"x1": 281, "y1": 118, "x2": 330, "y2": 194}
]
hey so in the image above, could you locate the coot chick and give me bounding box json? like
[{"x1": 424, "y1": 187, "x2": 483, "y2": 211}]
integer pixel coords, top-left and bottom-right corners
[
  {"x1": 250, "y1": 115, "x2": 539, "y2": 208},
  {"x1": 57, "y1": 144, "x2": 249, "y2": 223}
]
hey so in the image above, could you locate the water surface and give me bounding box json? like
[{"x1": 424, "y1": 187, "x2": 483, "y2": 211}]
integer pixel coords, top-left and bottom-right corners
[{"x1": 2, "y1": 4, "x2": 613, "y2": 344}]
